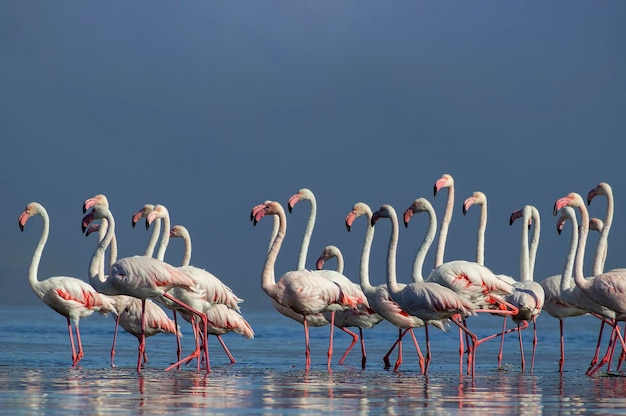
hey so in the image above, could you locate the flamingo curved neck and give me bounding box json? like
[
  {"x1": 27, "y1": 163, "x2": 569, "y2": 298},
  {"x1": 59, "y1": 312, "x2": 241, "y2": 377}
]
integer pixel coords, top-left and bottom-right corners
[
  {"x1": 145, "y1": 218, "x2": 162, "y2": 257},
  {"x1": 262, "y1": 209, "x2": 286, "y2": 298},
  {"x1": 89, "y1": 208, "x2": 116, "y2": 292},
  {"x1": 528, "y1": 206, "x2": 540, "y2": 278},
  {"x1": 593, "y1": 189, "x2": 613, "y2": 276},
  {"x1": 384, "y1": 208, "x2": 401, "y2": 296},
  {"x1": 411, "y1": 205, "x2": 437, "y2": 283},
  {"x1": 359, "y1": 211, "x2": 375, "y2": 292},
  {"x1": 573, "y1": 203, "x2": 591, "y2": 292},
  {"x1": 560, "y1": 209, "x2": 579, "y2": 292},
  {"x1": 519, "y1": 207, "x2": 532, "y2": 282},
  {"x1": 180, "y1": 228, "x2": 192, "y2": 267},
  {"x1": 28, "y1": 208, "x2": 50, "y2": 292},
  {"x1": 435, "y1": 185, "x2": 453, "y2": 268},
  {"x1": 475, "y1": 202, "x2": 487, "y2": 266},
  {"x1": 296, "y1": 196, "x2": 316, "y2": 270},
  {"x1": 156, "y1": 213, "x2": 170, "y2": 262}
]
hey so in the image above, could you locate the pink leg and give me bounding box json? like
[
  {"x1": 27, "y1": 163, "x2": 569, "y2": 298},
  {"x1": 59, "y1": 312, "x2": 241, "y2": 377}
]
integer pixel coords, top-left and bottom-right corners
[
  {"x1": 216, "y1": 335, "x2": 236, "y2": 364},
  {"x1": 517, "y1": 322, "x2": 526, "y2": 372},
  {"x1": 587, "y1": 319, "x2": 607, "y2": 373},
  {"x1": 338, "y1": 327, "x2": 359, "y2": 365},
  {"x1": 451, "y1": 318, "x2": 478, "y2": 376},
  {"x1": 73, "y1": 323, "x2": 84, "y2": 366},
  {"x1": 111, "y1": 313, "x2": 122, "y2": 367},
  {"x1": 358, "y1": 328, "x2": 366, "y2": 369},
  {"x1": 408, "y1": 328, "x2": 425, "y2": 374},
  {"x1": 559, "y1": 319, "x2": 565, "y2": 372},
  {"x1": 162, "y1": 293, "x2": 211, "y2": 373},
  {"x1": 173, "y1": 311, "x2": 182, "y2": 368},
  {"x1": 304, "y1": 318, "x2": 311, "y2": 370},
  {"x1": 530, "y1": 318, "x2": 538, "y2": 373},
  {"x1": 327, "y1": 312, "x2": 335, "y2": 371},
  {"x1": 423, "y1": 323, "x2": 431, "y2": 375},
  {"x1": 394, "y1": 329, "x2": 404, "y2": 372},
  {"x1": 587, "y1": 321, "x2": 626, "y2": 376},
  {"x1": 137, "y1": 300, "x2": 147, "y2": 372},
  {"x1": 498, "y1": 317, "x2": 508, "y2": 368},
  {"x1": 383, "y1": 328, "x2": 406, "y2": 369},
  {"x1": 165, "y1": 317, "x2": 202, "y2": 371},
  {"x1": 618, "y1": 322, "x2": 626, "y2": 372},
  {"x1": 66, "y1": 317, "x2": 77, "y2": 365}
]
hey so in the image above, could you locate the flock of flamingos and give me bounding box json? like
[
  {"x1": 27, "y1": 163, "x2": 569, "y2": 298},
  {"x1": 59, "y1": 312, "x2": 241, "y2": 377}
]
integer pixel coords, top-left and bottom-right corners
[{"x1": 17, "y1": 173, "x2": 626, "y2": 377}]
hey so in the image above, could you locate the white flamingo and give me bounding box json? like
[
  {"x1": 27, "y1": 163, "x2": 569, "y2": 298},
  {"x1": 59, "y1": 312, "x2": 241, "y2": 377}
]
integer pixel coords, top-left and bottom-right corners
[
  {"x1": 429, "y1": 174, "x2": 518, "y2": 372},
  {"x1": 18, "y1": 202, "x2": 117, "y2": 366},
  {"x1": 168, "y1": 223, "x2": 254, "y2": 365},
  {"x1": 83, "y1": 217, "x2": 180, "y2": 368},
  {"x1": 251, "y1": 200, "x2": 363, "y2": 370},
  {"x1": 372, "y1": 203, "x2": 477, "y2": 375},
  {"x1": 539, "y1": 206, "x2": 590, "y2": 371},
  {"x1": 553, "y1": 192, "x2": 626, "y2": 376},
  {"x1": 287, "y1": 188, "x2": 373, "y2": 363},
  {"x1": 145, "y1": 205, "x2": 252, "y2": 369},
  {"x1": 504, "y1": 205, "x2": 546, "y2": 372},
  {"x1": 82, "y1": 203, "x2": 210, "y2": 372},
  {"x1": 315, "y1": 244, "x2": 384, "y2": 369}
]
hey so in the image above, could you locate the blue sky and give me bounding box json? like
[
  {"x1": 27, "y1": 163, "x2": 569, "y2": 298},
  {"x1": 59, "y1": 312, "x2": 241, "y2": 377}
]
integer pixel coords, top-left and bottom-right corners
[{"x1": 1, "y1": 1, "x2": 625, "y2": 310}]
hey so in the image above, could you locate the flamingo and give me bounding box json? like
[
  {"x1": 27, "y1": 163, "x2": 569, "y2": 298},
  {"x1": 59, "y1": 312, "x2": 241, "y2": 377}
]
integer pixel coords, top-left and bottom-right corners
[
  {"x1": 315, "y1": 244, "x2": 384, "y2": 369},
  {"x1": 372, "y1": 203, "x2": 477, "y2": 375},
  {"x1": 586, "y1": 182, "x2": 624, "y2": 371},
  {"x1": 344, "y1": 202, "x2": 434, "y2": 372},
  {"x1": 83, "y1": 220, "x2": 180, "y2": 367},
  {"x1": 429, "y1": 174, "x2": 518, "y2": 372},
  {"x1": 504, "y1": 205, "x2": 546, "y2": 372},
  {"x1": 539, "y1": 206, "x2": 590, "y2": 371},
  {"x1": 168, "y1": 223, "x2": 255, "y2": 365},
  {"x1": 462, "y1": 190, "x2": 525, "y2": 367},
  {"x1": 553, "y1": 192, "x2": 626, "y2": 376},
  {"x1": 251, "y1": 200, "x2": 363, "y2": 370},
  {"x1": 259, "y1": 201, "x2": 330, "y2": 336},
  {"x1": 81, "y1": 203, "x2": 211, "y2": 372},
  {"x1": 145, "y1": 204, "x2": 251, "y2": 369},
  {"x1": 287, "y1": 188, "x2": 373, "y2": 364},
  {"x1": 18, "y1": 202, "x2": 117, "y2": 366}
]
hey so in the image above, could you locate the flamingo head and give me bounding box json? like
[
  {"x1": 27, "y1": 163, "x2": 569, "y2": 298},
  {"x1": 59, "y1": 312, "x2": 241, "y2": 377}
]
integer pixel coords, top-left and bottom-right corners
[
  {"x1": 287, "y1": 188, "x2": 313, "y2": 214},
  {"x1": 371, "y1": 204, "x2": 394, "y2": 227},
  {"x1": 251, "y1": 200, "x2": 280, "y2": 226},
  {"x1": 433, "y1": 173, "x2": 454, "y2": 197},
  {"x1": 345, "y1": 202, "x2": 371, "y2": 232},
  {"x1": 170, "y1": 225, "x2": 188, "y2": 239},
  {"x1": 131, "y1": 204, "x2": 154, "y2": 229},
  {"x1": 587, "y1": 182, "x2": 611, "y2": 205},
  {"x1": 146, "y1": 204, "x2": 168, "y2": 229},
  {"x1": 315, "y1": 246, "x2": 337, "y2": 270},
  {"x1": 82, "y1": 203, "x2": 108, "y2": 233},
  {"x1": 553, "y1": 192, "x2": 583, "y2": 216},
  {"x1": 462, "y1": 191, "x2": 485, "y2": 215},
  {"x1": 403, "y1": 198, "x2": 431, "y2": 228},
  {"x1": 83, "y1": 194, "x2": 109, "y2": 214},
  {"x1": 18, "y1": 202, "x2": 43, "y2": 232}
]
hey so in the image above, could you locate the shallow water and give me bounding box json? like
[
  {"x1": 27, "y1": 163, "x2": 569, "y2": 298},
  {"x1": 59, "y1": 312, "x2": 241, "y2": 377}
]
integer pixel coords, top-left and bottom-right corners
[{"x1": 1, "y1": 305, "x2": 626, "y2": 415}]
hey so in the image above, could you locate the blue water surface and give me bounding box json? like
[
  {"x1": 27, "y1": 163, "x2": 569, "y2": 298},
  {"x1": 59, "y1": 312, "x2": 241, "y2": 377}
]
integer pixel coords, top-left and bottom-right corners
[{"x1": 1, "y1": 304, "x2": 626, "y2": 415}]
